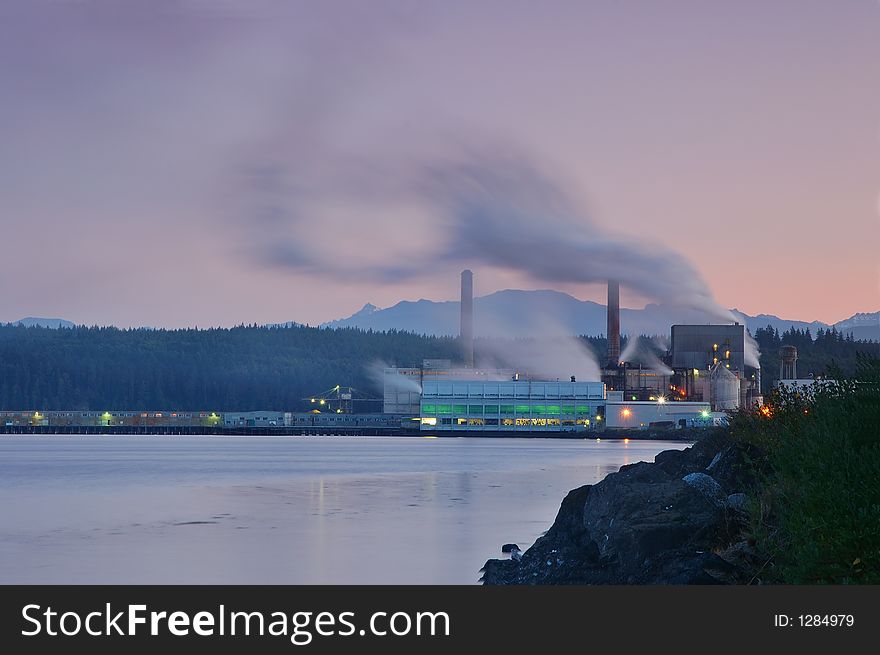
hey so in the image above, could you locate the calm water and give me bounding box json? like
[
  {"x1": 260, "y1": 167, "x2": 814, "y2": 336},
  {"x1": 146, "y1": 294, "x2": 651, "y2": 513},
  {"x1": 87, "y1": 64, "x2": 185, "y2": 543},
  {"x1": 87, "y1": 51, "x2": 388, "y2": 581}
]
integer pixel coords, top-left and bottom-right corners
[{"x1": 0, "y1": 435, "x2": 685, "y2": 584}]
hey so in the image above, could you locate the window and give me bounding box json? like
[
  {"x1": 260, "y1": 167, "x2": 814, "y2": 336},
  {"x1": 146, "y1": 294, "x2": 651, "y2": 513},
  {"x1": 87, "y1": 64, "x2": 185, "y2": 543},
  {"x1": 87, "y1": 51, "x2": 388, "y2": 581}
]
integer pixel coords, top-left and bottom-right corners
[
  {"x1": 485, "y1": 418, "x2": 499, "y2": 426},
  {"x1": 456, "y1": 418, "x2": 468, "y2": 425},
  {"x1": 468, "y1": 405, "x2": 483, "y2": 414},
  {"x1": 562, "y1": 405, "x2": 575, "y2": 415},
  {"x1": 453, "y1": 404, "x2": 467, "y2": 414},
  {"x1": 483, "y1": 405, "x2": 499, "y2": 414},
  {"x1": 501, "y1": 418, "x2": 515, "y2": 426},
  {"x1": 532, "y1": 405, "x2": 546, "y2": 415},
  {"x1": 514, "y1": 404, "x2": 530, "y2": 415},
  {"x1": 500, "y1": 405, "x2": 515, "y2": 414},
  {"x1": 576, "y1": 405, "x2": 591, "y2": 415},
  {"x1": 440, "y1": 418, "x2": 452, "y2": 425},
  {"x1": 437, "y1": 405, "x2": 452, "y2": 414},
  {"x1": 422, "y1": 404, "x2": 436, "y2": 414},
  {"x1": 467, "y1": 418, "x2": 485, "y2": 426},
  {"x1": 546, "y1": 405, "x2": 561, "y2": 415}
]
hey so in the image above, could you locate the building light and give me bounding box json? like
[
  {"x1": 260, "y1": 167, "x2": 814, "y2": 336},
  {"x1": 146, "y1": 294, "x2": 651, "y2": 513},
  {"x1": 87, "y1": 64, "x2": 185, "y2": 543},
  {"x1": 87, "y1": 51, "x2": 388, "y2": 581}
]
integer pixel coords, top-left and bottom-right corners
[
  {"x1": 420, "y1": 417, "x2": 437, "y2": 426},
  {"x1": 701, "y1": 410, "x2": 710, "y2": 418},
  {"x1": 621, "y1": 408, "x2": 632, "y2": 418},
  {"x1": 657, "y1": 396, "x2": 666, "y2": 404}
]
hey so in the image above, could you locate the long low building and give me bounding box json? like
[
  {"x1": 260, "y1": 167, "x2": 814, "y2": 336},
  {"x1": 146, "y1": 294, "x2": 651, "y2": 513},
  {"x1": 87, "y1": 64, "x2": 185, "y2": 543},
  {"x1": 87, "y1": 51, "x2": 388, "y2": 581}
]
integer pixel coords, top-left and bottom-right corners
[
  {"x1": 419, "y1": 379, "x2": 606, "y2": 432},
  {"x1": 603, "y1": 399, "x2": 713, "y2": 429},
  {"x1": 0, "y1": 410, "x2": 406, "y2": 431}
]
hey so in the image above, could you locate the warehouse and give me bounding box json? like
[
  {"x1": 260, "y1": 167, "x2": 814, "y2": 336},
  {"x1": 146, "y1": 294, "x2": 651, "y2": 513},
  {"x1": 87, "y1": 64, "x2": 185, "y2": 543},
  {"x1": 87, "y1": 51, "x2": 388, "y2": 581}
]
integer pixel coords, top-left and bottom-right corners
[{"x1": 419, "y1": 379, "x2": 606, "y2": 433}]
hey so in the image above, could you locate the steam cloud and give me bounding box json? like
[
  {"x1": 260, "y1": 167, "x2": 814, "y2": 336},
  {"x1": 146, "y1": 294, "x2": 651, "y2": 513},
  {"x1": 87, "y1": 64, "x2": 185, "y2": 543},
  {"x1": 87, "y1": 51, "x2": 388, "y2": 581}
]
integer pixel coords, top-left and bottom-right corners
[
  {"x1": 238, "y1": 146, "x2": 737, "y2": 322},
  {"x1": 367, "y1": 360, "x2": 421, "y2": 393},
  {"x1": 477, "y1": 334, "x2": 601, "y2": 382},
  {"x1": 619, "y1": 336, "x2": 674, "y2": 376}
]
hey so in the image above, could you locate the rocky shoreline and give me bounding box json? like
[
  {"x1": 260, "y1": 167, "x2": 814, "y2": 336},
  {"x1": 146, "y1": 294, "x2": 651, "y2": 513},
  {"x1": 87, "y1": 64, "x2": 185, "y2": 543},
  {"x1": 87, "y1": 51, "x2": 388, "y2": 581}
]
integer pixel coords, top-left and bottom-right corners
[{"x1": 481, "y1": 432, "x2": 763, "y2": 584}]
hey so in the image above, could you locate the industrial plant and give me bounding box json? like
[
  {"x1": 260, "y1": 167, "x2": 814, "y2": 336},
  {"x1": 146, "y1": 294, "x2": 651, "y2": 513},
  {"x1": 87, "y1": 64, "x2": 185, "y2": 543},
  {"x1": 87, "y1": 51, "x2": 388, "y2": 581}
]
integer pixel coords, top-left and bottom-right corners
[
  {"x1": 382, "y1": 270, "x2": 764, "y2": 434},
  {"x1": 1, "y1": 270, "x2": 766, "y2": 436}
]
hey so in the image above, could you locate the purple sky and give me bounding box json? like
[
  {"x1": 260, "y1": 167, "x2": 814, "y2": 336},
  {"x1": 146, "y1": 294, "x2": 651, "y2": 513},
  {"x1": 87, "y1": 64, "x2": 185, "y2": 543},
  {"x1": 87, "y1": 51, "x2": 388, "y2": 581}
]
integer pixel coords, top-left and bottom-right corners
[{"x1": 2, "y1": 0, "x2": 878, "y2": 328}]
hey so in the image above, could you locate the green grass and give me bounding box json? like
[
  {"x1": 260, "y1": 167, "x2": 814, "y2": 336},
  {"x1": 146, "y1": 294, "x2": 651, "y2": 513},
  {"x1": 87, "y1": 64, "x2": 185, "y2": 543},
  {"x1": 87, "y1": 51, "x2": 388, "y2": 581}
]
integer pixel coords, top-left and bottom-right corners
[{"x1": 728, "y1": 354, "x2": 880, "y2": 583}]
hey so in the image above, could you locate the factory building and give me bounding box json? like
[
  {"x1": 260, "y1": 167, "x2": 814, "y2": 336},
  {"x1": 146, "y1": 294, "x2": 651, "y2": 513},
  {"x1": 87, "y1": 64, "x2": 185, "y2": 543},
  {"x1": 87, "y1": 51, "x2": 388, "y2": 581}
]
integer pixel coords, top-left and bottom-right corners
[
  {"x1": 223, "y1": 411, "x2": 290, "y2": 427},
  {"x1": 667, "y1": 323, "x2": 761, "y2": 410},
  {"x1": 419, "y1": 379, "x2": 605, "y2": 432},
  {"x1": 604, "y1": 392, "x2": 713, "y2": 429},
  {"x1": 383, "y1": 273, "x2": 764, "y2": 433}
]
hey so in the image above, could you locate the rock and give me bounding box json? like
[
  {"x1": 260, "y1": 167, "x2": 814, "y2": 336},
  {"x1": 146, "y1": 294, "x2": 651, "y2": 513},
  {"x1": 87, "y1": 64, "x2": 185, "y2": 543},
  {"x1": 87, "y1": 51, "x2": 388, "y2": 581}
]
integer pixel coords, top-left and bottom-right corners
[
  {"x1": 704, "y1": 443, "x2": 764, "y2": 493},
  {"x1": 682, "y1": 472, "x2": 726, "y2": 508},
  {"x1": 482, "y1": 434, "x2": 753, "y2": 585},
  {"x1": 726, "y1": 493, "x2": 748, "y2": 511},
  {"x1": 501, "y1": 543, "x2": 520, "y2": 554}
]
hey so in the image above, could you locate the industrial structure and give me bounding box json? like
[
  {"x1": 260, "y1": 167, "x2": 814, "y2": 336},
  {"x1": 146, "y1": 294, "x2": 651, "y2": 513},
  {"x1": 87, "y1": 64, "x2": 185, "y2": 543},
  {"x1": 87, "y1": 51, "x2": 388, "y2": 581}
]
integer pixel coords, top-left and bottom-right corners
[
  {"x1": 2, "y1": 274, "x2": 763, "y2": 437},
  {"x1": 380, "y1": 273, "x2": 756, "y2": 434}
]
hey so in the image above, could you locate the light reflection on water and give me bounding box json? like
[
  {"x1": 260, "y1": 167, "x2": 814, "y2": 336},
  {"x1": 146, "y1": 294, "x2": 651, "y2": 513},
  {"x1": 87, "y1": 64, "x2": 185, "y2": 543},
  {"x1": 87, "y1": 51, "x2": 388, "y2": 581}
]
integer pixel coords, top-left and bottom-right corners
[{"x1": 0, "y1": 435, "x2": 685, "y2": 584}]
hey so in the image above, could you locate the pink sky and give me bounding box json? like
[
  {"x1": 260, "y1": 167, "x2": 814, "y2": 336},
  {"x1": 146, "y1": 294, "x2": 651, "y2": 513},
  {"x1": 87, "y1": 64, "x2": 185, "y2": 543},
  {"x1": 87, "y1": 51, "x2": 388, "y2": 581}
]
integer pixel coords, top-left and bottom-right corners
[{"x1": 1, "y1": 1, "x2": 878, "y2": 328}]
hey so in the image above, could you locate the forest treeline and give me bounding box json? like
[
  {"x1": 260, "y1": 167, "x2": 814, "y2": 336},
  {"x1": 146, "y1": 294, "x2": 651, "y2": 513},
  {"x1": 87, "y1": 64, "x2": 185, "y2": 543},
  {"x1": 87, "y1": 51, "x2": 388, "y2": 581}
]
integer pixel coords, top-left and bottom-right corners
[{"x1": 0, "y1": 323, "x2": 874, "y2": 410}]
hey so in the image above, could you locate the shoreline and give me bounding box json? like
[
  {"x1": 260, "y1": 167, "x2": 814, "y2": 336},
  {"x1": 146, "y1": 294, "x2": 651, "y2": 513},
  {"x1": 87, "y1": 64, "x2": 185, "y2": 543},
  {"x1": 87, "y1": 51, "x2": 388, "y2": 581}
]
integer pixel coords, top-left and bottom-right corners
[
  {"x1": 0, "y1": 426, "x2": 705, "y2": 441},
  {"x1": 481, "y1": 429, "x2": 759, "y2": 584}
]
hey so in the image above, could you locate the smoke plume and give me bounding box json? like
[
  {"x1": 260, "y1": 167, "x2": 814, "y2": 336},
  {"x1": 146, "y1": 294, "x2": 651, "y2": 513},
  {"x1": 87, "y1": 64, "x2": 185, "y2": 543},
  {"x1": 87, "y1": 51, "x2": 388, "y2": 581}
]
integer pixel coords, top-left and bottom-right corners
[{"x1": 619, "y1": 336, "x2": 674, "y2": 376}]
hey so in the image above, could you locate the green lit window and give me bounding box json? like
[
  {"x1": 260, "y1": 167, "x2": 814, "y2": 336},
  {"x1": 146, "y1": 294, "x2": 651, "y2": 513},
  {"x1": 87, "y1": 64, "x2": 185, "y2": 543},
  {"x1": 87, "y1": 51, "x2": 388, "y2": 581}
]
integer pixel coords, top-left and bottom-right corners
[
  {"x1": 468, "y1": 405, "x2": 483, "y2": 414},
  {"x1": 514, "y1": 404, "x2": 530, "y2": 415},
  {"x1": 576, "y1": 405, "x2": 591, "y2": 415},
  {"x1": 437, "y1": 404, "x2": 452, "y2": 414},
  {"x1": 453, "y1": 404, "x2": 467, "y2": 414},
  {"x1": 546, "y1": 405, "x2": 561, "y2": 415},
  {"x1": 500, "y1": 405, "x2": 515, "y2": 414},
  {"x1": 562, "y1": 405, "x2": 575, "y2": 415},
  {"x1": 483, "y1": 405, "x2": 499, "y2": 414},
  {"x1": 422, "y1": 404, "x2": 436, "y2": 414},
  {"x1": 532, "y1": 405, "x2": 546, "y2": 415}
]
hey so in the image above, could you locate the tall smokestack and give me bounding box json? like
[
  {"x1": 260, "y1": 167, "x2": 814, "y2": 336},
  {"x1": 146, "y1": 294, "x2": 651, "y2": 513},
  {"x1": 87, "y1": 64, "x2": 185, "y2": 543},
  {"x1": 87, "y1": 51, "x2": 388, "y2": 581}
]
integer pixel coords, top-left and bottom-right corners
[
  {"x1": 460, "y1": 269, "x2": 474, "y2": 367},
  {"x1": 607, "y1": 280, "x2": 620, "y2": 367}
]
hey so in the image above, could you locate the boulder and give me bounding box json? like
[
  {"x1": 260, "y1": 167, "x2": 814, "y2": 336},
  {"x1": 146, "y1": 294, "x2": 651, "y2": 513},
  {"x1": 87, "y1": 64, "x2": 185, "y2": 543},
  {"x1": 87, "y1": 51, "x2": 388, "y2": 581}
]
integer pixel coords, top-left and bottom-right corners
[{"x1": 482, "y1": 435, "x2": 753, "y2": 585}]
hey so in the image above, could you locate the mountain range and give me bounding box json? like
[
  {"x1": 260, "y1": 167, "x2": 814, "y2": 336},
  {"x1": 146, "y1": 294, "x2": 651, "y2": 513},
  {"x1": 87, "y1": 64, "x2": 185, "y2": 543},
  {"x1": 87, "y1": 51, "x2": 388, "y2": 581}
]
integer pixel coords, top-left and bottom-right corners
[
  {"x1": 11, "y1": 292, "x2": 878, "y2": 341},
  {"x1": 320, "y1": 289, "x2": 880, "y2": 341}
]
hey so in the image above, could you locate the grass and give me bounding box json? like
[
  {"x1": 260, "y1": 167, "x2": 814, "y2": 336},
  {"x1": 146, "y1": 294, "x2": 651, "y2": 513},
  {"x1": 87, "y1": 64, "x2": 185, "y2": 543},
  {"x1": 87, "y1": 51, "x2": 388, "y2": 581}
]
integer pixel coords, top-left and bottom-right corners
[{"x1": 728, "y1": 354, "x2": 880, "y2": 583}]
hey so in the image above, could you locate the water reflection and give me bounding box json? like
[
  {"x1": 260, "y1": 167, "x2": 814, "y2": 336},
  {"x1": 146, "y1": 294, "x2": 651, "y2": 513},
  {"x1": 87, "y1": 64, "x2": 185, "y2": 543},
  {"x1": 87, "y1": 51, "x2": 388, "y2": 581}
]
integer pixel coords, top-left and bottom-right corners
[{"x1": 0, "y1": 436, "x2": 686, "y2": 584}]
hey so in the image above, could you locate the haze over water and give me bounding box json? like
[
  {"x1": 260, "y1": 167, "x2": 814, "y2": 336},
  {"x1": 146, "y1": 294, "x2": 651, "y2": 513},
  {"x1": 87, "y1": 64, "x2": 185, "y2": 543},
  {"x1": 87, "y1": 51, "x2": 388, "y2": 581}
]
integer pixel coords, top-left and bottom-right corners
[{"x1": 0, "y1": 436, "x2": 684, "y2": 584}]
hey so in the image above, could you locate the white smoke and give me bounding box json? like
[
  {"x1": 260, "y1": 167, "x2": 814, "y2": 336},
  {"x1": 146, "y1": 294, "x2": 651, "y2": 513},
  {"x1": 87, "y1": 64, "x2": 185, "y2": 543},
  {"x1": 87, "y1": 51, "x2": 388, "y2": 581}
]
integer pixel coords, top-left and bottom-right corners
[
  {"x1": 744, "y1": 331, "x2": 761, "y2": 369},
  {"x1": 619, "y1": 336, "x2": 673, "y2": 376},
  {"x1": 477, "y1": 334, "x2": 601, "y2": 382},
  {"x1": 365, "y1": 359, "x2": 421, "y2": 393}
]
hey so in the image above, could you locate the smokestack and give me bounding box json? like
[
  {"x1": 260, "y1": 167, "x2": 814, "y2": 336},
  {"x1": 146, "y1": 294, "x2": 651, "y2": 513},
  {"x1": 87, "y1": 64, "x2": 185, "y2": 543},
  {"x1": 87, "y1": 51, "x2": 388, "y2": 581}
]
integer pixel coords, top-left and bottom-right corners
[
  {"x1": 607, "y1": 280, "x2": 620, "y2": 367},
  {"x1": 460, "y1": 269, "x2": 474, "y2": 367}
]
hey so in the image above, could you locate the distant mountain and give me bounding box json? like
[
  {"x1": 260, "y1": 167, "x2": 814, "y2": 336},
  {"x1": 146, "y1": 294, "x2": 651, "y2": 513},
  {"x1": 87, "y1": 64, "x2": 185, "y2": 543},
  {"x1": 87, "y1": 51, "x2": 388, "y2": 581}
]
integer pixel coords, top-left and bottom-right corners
[
  {"x1": 833, "y1": 312, "x2": 880, "y2": 342},
  {"x1": 319, "y1": 290, "x2": 879, "y2": 341},
  {"x1": 12, "y1": 317, "x2": 75, "y2": 329}
]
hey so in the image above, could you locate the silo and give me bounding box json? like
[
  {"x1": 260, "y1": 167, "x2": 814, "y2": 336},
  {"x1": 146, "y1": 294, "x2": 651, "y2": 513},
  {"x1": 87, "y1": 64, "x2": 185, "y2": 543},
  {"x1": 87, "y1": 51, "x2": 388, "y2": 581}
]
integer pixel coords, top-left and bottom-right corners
[{"x1": 709, "y1": 362, "x2": 740, "y2": 411}]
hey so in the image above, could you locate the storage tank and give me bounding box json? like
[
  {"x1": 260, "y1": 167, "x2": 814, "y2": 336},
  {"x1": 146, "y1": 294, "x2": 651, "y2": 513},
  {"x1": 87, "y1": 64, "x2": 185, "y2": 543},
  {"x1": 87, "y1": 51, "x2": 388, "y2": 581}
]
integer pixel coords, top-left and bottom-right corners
[
  {"x1": 780, "y1": 345, "x2": 797, "y2": 380},
  {"x1": 709, "y1": 362, "x2": 740, "y2": 411}
]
